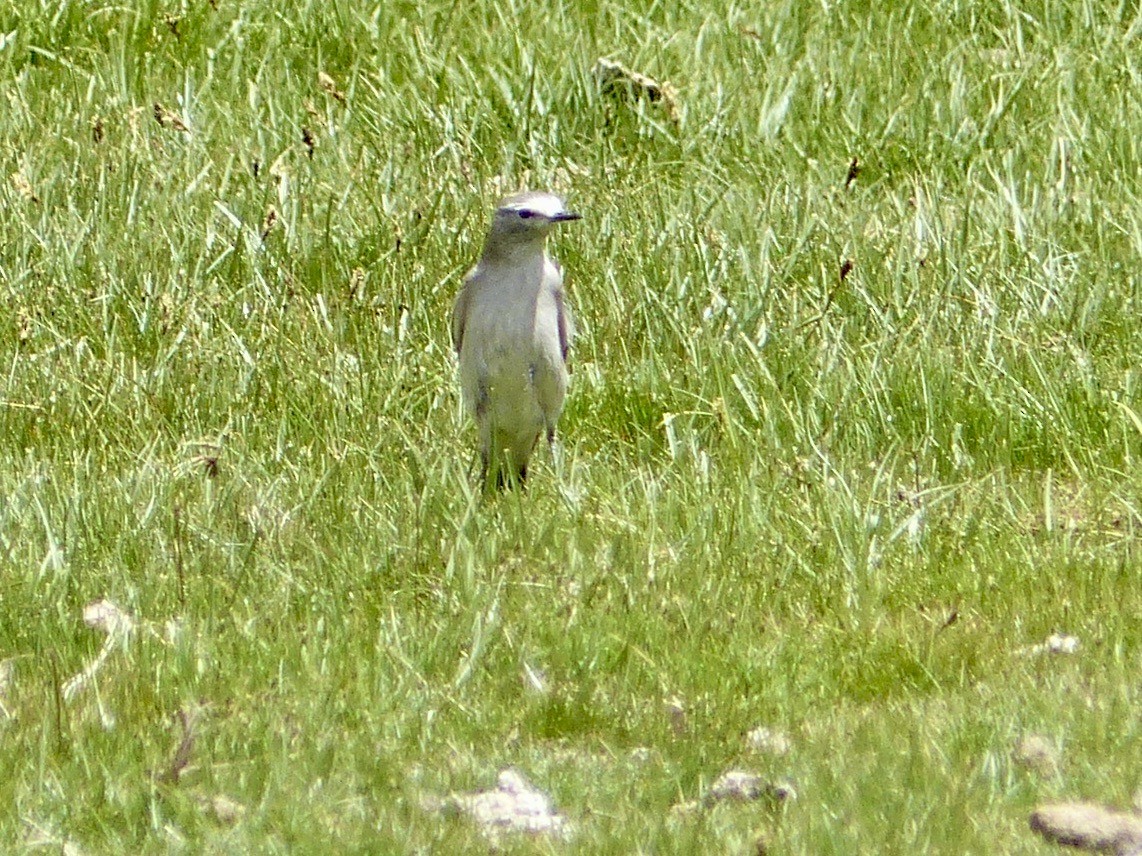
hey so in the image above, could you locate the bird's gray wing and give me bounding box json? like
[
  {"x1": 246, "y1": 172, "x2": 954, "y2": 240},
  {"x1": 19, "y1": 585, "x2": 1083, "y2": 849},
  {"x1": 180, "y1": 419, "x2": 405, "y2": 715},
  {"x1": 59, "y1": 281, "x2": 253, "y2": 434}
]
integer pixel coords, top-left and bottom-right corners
[
  {"x1": 554, "y1": 283, "x2": 573, "y2": 363},
  {"x1": 451, "y1": 272, "x2": 474, "y2": 355}
]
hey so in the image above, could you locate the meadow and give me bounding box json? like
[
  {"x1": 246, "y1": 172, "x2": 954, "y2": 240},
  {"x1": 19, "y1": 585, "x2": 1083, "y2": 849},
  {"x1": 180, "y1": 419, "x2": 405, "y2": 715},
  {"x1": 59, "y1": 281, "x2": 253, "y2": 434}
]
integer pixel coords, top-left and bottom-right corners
[{"x1": 1, "y1": 0, "x2": 1140, "y2": 851}]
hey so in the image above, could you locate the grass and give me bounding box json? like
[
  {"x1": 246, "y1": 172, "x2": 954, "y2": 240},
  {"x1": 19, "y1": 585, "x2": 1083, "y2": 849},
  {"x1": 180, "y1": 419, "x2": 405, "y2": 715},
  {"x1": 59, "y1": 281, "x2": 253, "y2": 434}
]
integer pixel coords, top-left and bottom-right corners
[{"x1": 1, "y1": 0, "x2": 1140, "y2": 851}]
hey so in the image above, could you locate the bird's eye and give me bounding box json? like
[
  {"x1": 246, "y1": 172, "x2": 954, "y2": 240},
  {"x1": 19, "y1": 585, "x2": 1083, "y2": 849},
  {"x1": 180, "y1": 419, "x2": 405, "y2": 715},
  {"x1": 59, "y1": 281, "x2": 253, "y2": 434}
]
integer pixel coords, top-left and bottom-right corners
[{"x1": 518, "y1": 210, "x2": 535, "y2": 219}]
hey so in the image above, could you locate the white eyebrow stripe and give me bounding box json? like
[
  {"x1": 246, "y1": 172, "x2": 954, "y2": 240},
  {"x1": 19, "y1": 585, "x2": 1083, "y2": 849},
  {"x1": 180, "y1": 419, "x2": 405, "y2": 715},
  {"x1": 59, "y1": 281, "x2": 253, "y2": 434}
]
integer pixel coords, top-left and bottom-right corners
[{"x1": 499, "y1": 194, "x2": 566, "y2": 219}]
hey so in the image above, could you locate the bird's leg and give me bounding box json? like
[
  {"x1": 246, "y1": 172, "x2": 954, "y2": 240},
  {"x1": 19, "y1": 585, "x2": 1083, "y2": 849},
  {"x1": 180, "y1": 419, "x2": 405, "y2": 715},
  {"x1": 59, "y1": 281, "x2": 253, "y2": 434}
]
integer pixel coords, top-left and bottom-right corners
[
  {"x1": 545, "y1": 426, "x2": 564, "y2": 477},
  {"x1": 493, "y1": 464, "x2": 526, "y2": 491}
]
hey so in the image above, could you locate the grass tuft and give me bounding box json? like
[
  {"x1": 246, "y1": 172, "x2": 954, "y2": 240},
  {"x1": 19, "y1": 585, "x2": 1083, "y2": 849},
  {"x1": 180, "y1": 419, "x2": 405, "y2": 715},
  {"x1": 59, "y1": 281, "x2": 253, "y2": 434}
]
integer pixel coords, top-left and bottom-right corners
[{"x1": 0, "y1": 0, "x2": 1139, "y2": 851}]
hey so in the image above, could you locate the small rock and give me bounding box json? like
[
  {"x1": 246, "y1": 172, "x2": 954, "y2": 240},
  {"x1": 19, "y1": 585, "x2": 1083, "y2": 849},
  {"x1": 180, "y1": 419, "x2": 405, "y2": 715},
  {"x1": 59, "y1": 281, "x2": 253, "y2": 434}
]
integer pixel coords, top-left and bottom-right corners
[
  {"x1": 447, "y1": 769, "x2": 570, "y2": 840},
  {"x1": 1014, "y1": 734, "x2": 1060, "y2": 776},
  {"x1": 1030, "y1": 802, "x2": 1142, "y2": 855},
  {"x1": 628, "y1": 746, "x2": 653, "y2": 763},
  {"x1": 671, "y1": 772, "x2": 798, "y2": 822},
  {"x1": 709, "y1": 770, "x2": 765, "y2": 802},
  {"x1": 745, "y1": 726, "x2": 792, "y2": 757},
  {"x1": 698, "y1": 776, "x2": 799, "y2": 808},
  {"x1": 1046, "y1": 633, "x2": 1080, "y2": 655},
  {"x1": 1017, "y1": 632, "x2": 1080, "y2": 657},
  {"x1": 210, "y1": 795, "x2": 245, "y2": 826},
  {"x1": 706, "y1": 771, "x2": 796, "y2": 806},
  {"x1": 83, "y1": 599, "x2": 134, "y2": 636}
]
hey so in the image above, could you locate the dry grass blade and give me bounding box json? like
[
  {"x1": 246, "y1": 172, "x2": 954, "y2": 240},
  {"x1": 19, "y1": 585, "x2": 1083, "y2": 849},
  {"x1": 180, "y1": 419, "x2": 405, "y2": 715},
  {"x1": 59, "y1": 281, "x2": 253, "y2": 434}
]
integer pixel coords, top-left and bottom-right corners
[
  {"x1": 62, "y1": 600, "x2": 135, "y2": 701},
  {"x1": 261, "y1": 205, "x2": 278, "y2": 240},
  {"x1": 153, "y1": 102, "x2": 190, "y2": 133},
  {"x1": 319, "y1": 71, "x2": 347, "y2": 105},
  {"x1": 10, "y1": 171, "x2": 39, "y2": 203},
  {"x1": 593, "y1": 58, "x2": 679, "y2": 122},
  {"x1": 156, "y1": 706, "x2": 199, "y2": 785}
]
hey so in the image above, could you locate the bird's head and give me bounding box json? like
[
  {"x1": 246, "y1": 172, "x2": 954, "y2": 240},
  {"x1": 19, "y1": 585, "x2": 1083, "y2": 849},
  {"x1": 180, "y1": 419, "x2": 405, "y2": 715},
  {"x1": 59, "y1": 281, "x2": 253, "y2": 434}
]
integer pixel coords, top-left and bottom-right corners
[{"x1": 490, "y1": 191, "x2": 581, "y2": 240}]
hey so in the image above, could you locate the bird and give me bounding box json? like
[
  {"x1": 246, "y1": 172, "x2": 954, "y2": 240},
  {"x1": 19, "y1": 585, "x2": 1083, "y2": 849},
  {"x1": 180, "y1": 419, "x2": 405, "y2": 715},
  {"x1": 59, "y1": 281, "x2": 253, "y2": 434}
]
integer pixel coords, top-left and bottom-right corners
[{"x1": 451, "y1": 191, "x2": 581, "y2": 489}]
